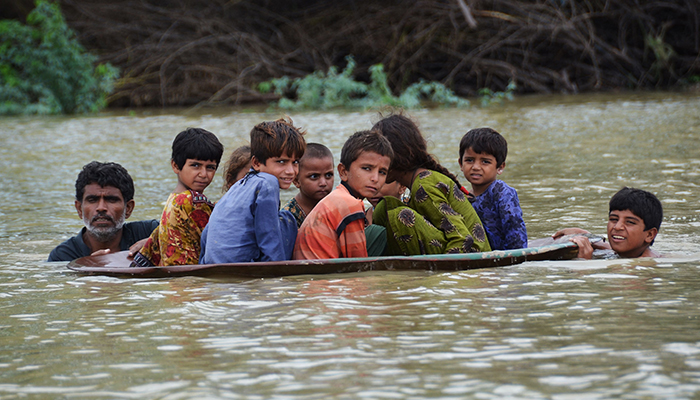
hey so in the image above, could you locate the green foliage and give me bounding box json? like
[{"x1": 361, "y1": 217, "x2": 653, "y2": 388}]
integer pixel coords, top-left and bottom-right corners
[
  {"x1": 0, "y1": 1, "x2": 118, "y2": 115},
  {"x1": 478, "y1": 80, "x2": 517, "y2": 107},
  {"x1": 258, "y1": 56, "x2": 470, "y2": 110}
]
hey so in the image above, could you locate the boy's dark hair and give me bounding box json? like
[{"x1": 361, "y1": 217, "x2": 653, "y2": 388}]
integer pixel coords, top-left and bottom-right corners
[
  {"x1": 340, "y1": 130, "x2": 394, "y2": 168},
  {"x1": 75, "y1": 161, "x2": 134, "y2": 202},
  {"x1": 609, "y1": 187, "x2": 663, "y2": 234},
  {"x1": 301, "y1": 143, "x2": 333, "y2": 166},
  {"x1": 222, "y1": 145, "x2": 251, "y2": 192},
  {"x1": 372, "y1": 112, "x2": 461, "y2": 187},
  {"x1": 250, "y1": 118, "x2": 306, "y2": 164},
  {"x1": 459, "y1": 127, "x2": 508, "y2": 167},
  {"x1": 172, "y1": 128, "x2": 224, "y2": 169}
]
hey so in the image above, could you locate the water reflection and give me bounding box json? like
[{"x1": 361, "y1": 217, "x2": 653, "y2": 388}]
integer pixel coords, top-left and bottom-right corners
[{"x1": 1, "y1": 92, "x2": 700, "y2": 398}]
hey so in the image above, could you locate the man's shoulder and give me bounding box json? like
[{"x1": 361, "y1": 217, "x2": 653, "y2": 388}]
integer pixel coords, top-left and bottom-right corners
[
  {"x1": 123, "y1": 220, "x2": 159, "y2": 236},
  {"x1": 47, "y1": 229, "x2": 88, "y2": 262},
  {"x1": 305, "y1": 186, "x2": 364, "y2": 229}
]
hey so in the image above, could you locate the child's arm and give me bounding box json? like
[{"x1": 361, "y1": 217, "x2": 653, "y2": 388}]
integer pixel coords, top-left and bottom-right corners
[
  {"x1": 552, "y1": 228, "x2": 590, "y2": 239},
  {"x1": 159, "y1": 192, "x2": 211, "y2": 265},
  {"x1": 423, "y1": 180, "x2": 491, "y2": 253},
  {"x1": 497, "y1": 186, "x2": 528, "y2": 249},
  {"x1": 337, "y1": 217, "x2": 368, "y2": 258},
  {"x1": 254, "y1": 183, "x2": 294, "y2": 261}
]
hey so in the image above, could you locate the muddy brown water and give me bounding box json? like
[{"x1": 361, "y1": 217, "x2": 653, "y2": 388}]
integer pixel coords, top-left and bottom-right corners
[{"x1": 1, "y1": 92, "x2": 699, "y2": 398}]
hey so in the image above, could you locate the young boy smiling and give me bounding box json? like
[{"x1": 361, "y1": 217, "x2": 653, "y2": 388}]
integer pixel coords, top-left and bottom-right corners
[
  {"x1": 459, "y1": 127, "x2": 527, "y2": 250},
  {"x1": 282, "y1": 143, "x2": 335, "y2": 228},
  {"x1": 553, "y1": 187, "x2": 663, "y2": 259},
  {"x1": 200, "y1": 118, "x2": 306, "y2": 263},
  {"x1": 294, "y1": 130, "x2": 393, "y2": 260},
  {"x1": 132, "y1": 128, "x2": 223, "y2": 267}
]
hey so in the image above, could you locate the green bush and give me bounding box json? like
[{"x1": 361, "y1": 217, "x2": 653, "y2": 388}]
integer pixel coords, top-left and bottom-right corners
[
  {"x1": 258, "y1": 56, "x2": 470, "y2": 110},
  {"x1": 0, "y1": 1, "x2": 118, "y2": 115}
]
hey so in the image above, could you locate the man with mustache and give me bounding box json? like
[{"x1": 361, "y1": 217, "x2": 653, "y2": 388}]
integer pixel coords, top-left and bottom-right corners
[{"x1": 48, "y1": 161, "x2": 158, "y2": 262}]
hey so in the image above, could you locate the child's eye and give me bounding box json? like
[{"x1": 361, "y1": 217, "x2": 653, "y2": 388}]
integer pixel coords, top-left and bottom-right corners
[
  {"x1": 293, "y1": 160, "x2": 299, "y2": 165},
  {"x1": 325, "y1": 173, "x2": 334, "y2": 179},
  {"x1": 207, "y1": 165, "x2": 217, "y2": 170},
  {"x1": 309, "y1": 174, "x2": 319, "y2": 179},
  {"x1": 379, "y1": 170, "x2": 387, "y2": 176}
]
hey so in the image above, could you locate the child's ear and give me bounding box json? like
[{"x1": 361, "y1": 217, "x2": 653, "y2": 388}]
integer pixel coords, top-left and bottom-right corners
[
  {"x1": 645, "y1": 227, "x2": 658, "y2": 244},
  {"x1": 497, "y1": 162, "x2": 506, "y2": 174},
  {"x1": 457, "y1": 157, "x2": 462, "y2": 166},
  {"x1": 250, "y1": 155, "x2": 262, "y2": 171},
  {"x1": 171, "y1": 160, "x2": 181, "y2": 174},
  {"x1": 337, "y1": 163, "x2": 348, "y2": 181}
]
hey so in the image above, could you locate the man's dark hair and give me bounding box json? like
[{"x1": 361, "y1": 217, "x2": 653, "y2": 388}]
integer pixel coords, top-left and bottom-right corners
[
  {"x1": 609, "y1": 187, "x2": 663, "y2": 233},
  {"x1": 172, "y1": 127, "x2": 224, "y2": 169},
  {"x1": 75, "y1": 161, "x2": 135, "y2": 202},
  {"x1": 459, "y1": 127, "x2": 508, "y2": 167},
  {"x1": 340, "y1": 130, "x2": 393, "y2": 168}
]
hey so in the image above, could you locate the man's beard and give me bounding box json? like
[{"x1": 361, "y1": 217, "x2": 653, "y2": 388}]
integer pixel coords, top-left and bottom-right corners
[{"x1": 83, "y1": 211, "x2": 126, "y2": 242}]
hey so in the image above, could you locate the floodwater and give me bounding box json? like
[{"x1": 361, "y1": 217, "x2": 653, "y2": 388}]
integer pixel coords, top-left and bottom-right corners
[{"x1": 1, "y1": 91, "x2": 700, "y2": 398}]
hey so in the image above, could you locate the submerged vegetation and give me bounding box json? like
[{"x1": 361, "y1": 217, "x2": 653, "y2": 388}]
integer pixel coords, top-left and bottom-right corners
[
  {"x1": 258, "y1": 56, "x2": 472, "y2": 110},
  {"x1": 0, "y1": 1, "x2": 117, "y2": 115}
]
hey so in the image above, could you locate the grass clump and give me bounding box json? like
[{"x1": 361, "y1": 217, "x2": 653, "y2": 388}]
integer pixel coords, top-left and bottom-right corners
[
  {"x1": 0, "y1": 1, "x2": 118, "y2": 115},
  {"x1": 258, "y1": 56, "x2": 470, "y2": 110}
]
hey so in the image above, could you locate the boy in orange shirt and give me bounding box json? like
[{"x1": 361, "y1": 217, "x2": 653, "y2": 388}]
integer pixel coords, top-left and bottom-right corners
[{"x1": 294, "y1": 130, "x2": 393, "y2": 259}]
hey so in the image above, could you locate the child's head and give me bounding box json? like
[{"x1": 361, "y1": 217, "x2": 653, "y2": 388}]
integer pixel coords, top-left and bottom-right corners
[
  {"x1": 222, "y1": 145, "x2": 252, "y2": 192},
  {"x1": 458, "y1": 128, "x2": 507, "y2": 192},
  {"x1": 372, "y1": 112, "x2": 462, "y2": 186},
  {"x1": 171, "y1": 128, "x2": 224, "y2": 193},
  {"x1": 338, "y1": 130, "x2": 393, "y2": 199},
  {"x1": 607, "y1": 187, "x2": 663, "y2": 256},
  {"x1": 295, "y1": 143, "x2": 334, "y2": 203},
  {"x1": 458, "y1": 127, "x2": 507, "y2": 167},
  {"x1": 250, "y1": 118, "x2": 306, "y2": 189},
  {"x1": 368, "y1": 181, "x2": 407, "y2": 208}
]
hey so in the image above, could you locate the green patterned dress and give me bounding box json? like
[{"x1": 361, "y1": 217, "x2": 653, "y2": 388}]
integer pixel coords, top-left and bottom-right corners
[{"x1": 373, "y1": 170, "x2": 491, "y2": 255}]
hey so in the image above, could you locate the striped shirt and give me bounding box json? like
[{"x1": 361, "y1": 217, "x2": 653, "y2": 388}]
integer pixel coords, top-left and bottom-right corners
[{"x1": 293, "y1": 184, "x2": 367, "y2": 259}]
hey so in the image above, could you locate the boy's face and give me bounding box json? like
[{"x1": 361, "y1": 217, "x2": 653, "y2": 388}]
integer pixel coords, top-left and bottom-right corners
[
  {"x1": 295, "y1": 156, "x2": 334, "y2": 202},
  {"x1": 338, "y1": 151, "x2": 391, "y2": 199},
  {"x1": 172, "y1": 158, "x2": 218, "y2": 193},
  {"x1": 459, "y1": 147, "x2": 503, "y2": 193},
  {"x1": 607, "y1": 209, "x2": 657, "y2": 258},
  {"x1": 253, "y1": 152, "x2": 299, "y2": 190}
]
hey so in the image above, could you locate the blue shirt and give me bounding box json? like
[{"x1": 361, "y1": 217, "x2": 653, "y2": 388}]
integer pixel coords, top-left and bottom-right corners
[
  {"x1": 200, "y1": 171, "x2": 297, "y2": 264},
  {"x1": 471, "y1": 180, "x2": 527, "y2": 250}
]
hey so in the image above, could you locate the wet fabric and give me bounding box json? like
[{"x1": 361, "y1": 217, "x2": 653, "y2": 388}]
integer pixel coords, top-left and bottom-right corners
[
  {"x1": 48, "y1": 220, "x2": 159, "y2": 262},
  {"x1": 282, "y1": 197, "x2": 306, "y2": 228},
  {"x1": 294, "y1": 184, "x2": 367, "y2": 260},
  {"x1": 471, "y1": 179, "x2": 527, "y2": 250},
  {"x1": 372, "y1": 170, "x2": 491, "y2": 255},
  {"x1": 133, "y1": 190, "x2": 213, "y2": 267},
  {"x1": 200, "y1": 171, "x2": 297, "y2": 263}
]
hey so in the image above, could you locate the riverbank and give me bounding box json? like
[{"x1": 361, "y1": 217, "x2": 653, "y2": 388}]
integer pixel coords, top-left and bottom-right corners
[{"x1": 49, "y1": 0, "x2": 700, "y2": 109}]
